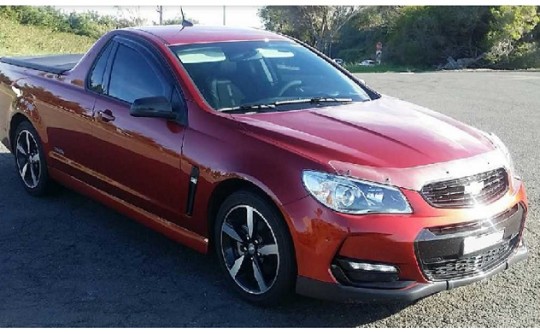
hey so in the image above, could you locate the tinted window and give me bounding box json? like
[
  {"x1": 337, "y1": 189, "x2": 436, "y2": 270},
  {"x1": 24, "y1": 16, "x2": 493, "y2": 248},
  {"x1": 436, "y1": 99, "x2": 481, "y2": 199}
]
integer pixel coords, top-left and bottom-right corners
[
  {"x1": 88, "y1": 41, "x2": 114, "y2": 93},
  {"x1": 108, "y1": 44, "x2": 170, "y2": 104}
]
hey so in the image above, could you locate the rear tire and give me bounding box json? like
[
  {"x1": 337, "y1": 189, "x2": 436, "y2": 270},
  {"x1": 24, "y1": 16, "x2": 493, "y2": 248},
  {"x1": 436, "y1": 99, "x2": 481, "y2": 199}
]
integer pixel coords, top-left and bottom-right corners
[
  {"x1": 214, "y1": 190, "x2": 296, "y2": 306},
  {"x1": 13, "y1": 121, "x2": 54, "y2": 196}
]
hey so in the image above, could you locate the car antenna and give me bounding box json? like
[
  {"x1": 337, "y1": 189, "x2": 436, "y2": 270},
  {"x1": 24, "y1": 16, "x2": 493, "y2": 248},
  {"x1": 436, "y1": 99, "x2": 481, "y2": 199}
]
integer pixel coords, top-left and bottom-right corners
[{"x1": 180, "y1": 7, "x2": 194, "y2": 30}]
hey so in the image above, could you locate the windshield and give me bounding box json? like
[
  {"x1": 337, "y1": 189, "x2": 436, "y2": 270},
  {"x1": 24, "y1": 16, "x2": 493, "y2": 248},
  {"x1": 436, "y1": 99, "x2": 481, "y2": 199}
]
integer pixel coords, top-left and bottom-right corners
[{"x1": 170, "y1": 40, "x2": 371, "y2": 112}]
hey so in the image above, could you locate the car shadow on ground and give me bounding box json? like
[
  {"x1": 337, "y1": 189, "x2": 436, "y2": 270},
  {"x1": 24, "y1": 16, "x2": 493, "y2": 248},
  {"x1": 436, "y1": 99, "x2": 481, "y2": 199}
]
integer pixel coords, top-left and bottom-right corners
[{"x1": 0, "y1": 152, "x2": 410, "y2": 327}]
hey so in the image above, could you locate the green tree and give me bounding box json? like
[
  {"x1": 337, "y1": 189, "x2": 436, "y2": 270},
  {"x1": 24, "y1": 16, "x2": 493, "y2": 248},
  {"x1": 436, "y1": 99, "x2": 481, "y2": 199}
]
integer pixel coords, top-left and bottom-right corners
[
  {"x1": 385, "y1": 6, "x2": 491, "y2": 66},
  {"x1": 484, "y1": 6, "x2": 539, "y2": 65},
  {"x1": 334, "y1": 6, "x2": 404, "y2": 62},
  {"x1": 258, "y1": 7, "x2": 299, "y2": 38},
  {"x1": 259, "y1": 6, "x2": 363, "y2": 55}
]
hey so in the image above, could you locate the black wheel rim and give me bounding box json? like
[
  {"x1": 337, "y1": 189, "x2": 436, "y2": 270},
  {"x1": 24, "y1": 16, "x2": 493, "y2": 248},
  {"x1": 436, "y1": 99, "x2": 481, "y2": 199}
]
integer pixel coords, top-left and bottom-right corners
[
  {"x1": 220, "y1": 205, "x2": 280, "y2": 295},
  {"x1": 15, "y1": 130, "x2": 41, "y2": 189}
]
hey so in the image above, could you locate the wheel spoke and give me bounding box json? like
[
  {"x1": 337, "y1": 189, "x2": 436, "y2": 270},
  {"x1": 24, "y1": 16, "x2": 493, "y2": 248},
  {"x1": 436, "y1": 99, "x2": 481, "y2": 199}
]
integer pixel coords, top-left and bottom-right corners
[
  {"x1": 258, "y1": 244, "x2": 278, "y2": 256},
  {"x1": 16, "y1": 142, "x2": 26, "y2": 155},
  {"x1": 252, "y1": 258, "x2": 268, "y2": 292},
  {"x1": 25, "y1": 131, "x2": 31, "y2": 153},
  {"x1": 30, "y1": 164, "x2": 38, "y2": 186},
  {"x1": 20, "y1": 163, "x2": 28, "y2": 178},
  {"x1": 228, "y1": 254, "x2": 245, "y2": 278},
  {"x1": 246, "y1": 206, "x2": 255, "y2": 239},
  {"x1": 222, "y1": 222, "x2": 244, "y2": 243}
]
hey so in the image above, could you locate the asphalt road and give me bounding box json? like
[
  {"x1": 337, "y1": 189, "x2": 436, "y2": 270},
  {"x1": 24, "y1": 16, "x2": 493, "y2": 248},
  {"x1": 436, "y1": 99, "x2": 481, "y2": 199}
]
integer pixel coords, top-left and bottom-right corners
[{"x1": 0, "y1": 71, "x2": 538, "y2": 327}]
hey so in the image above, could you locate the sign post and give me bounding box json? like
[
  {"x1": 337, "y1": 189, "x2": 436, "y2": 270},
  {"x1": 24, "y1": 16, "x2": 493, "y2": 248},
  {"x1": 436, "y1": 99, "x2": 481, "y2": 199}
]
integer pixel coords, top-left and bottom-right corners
[{"x1": 376, "y1": 42, "x2": 383, "y2": 65}]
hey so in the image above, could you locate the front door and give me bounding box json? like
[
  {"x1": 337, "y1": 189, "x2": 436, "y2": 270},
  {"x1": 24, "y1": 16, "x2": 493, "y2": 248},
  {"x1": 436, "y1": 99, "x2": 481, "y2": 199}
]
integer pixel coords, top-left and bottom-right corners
[{"x1": 86, "y1": 36, "x2": 189, "y2": 225}]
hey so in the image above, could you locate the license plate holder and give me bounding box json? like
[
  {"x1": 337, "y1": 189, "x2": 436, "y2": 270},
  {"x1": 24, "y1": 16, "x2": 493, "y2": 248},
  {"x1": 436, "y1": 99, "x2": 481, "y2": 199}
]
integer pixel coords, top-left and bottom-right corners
[{"x1": 462, "y1": 230, "x2": 504, "y2": 255}]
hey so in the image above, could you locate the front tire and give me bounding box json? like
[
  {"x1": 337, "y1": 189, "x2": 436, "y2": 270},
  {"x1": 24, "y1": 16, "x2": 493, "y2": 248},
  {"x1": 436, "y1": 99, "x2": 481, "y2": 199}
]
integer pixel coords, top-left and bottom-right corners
[
  {"x1": 214, "y1": 190, "x2": 296, "y2": 306},
  {"x1": 13, "y1": 121, "x2": 53, "y2": 196}
]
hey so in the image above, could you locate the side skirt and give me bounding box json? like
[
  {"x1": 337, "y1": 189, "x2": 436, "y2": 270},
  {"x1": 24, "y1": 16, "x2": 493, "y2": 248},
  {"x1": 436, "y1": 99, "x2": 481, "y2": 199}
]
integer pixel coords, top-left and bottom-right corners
[{"x1": 48, "y1": 167, "x2": 209, "y2": 254}]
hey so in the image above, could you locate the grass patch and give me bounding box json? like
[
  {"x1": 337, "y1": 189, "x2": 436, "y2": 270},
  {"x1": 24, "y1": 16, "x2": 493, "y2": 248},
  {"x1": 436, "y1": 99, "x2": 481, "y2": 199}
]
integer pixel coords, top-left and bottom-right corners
[
  {"x1": 0, "y1": 16, "x2": 97, "y2": 56},
  {"x1": 345, "y1": 64, "x2": 432, "y2": 73}
]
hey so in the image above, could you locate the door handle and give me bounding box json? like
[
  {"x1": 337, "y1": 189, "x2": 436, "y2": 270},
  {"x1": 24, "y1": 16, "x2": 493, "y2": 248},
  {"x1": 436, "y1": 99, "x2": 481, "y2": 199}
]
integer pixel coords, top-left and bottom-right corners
[{"x1": 96, "y1": 109, "x2": 115, "y2": 122}]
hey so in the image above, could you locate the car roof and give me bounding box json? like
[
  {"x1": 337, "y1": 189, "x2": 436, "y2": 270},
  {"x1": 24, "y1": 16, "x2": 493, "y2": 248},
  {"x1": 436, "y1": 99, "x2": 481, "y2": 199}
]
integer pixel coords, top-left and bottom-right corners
[{"x1": 128, "y1": 25, "x2": 289, "y2": 46}]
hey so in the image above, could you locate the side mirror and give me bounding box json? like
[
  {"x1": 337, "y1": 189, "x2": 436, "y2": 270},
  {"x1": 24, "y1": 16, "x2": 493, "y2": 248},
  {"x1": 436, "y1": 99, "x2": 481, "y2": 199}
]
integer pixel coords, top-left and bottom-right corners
[{"x1": 130, "y1": 96, "x2": 176, "y2": 119}]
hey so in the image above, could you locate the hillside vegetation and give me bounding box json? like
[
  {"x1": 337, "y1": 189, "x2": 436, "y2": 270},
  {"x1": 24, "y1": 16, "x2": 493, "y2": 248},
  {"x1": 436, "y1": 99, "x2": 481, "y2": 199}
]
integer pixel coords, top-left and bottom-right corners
[
  {"x1": 260, "y1": 6, "x2": 540, "y2": 69},
  {"x1": 0, "y1": 6, "x2": 185, "y2": 57},
  {"x1": 0, "y1": 17, "x2": 96, "y2": 56}
]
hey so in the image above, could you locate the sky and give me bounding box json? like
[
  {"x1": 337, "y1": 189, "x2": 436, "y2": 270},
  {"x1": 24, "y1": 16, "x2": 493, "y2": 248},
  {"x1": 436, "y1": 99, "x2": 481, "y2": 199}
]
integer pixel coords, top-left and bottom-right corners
[{"x1": 56, "y1": 6, "x2": 264, "y2": 28}]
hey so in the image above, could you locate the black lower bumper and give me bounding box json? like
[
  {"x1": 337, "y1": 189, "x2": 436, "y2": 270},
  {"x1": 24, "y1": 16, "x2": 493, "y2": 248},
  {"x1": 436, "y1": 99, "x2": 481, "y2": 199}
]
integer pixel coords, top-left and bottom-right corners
[{"x1": 296, "y1": 244, "x2": 528, "y2": 303}]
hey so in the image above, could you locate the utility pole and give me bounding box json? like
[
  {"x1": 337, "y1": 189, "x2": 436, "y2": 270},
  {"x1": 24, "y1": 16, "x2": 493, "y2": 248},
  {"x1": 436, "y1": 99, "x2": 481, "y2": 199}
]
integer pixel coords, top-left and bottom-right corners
[
  {"x1": 223, "y1": 6, "x2": 226, "y2": 26},
  {"x1": 156, "y1": 5, "x2": 163, "y2": 25}
]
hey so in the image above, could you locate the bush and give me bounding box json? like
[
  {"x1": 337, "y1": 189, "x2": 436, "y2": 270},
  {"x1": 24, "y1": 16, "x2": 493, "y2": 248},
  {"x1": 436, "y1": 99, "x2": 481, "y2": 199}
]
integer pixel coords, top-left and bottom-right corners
[
  {"x1": 330, "y1": 6, "x2": 540, "y2": 69},
  {"x1": 0, "y1": 6, "x2": 142, "y2": 39},
  {"x1": 333, "y1": 6, "x2": 403, "y2": 63},
  {"x1": 501, "y1": 42, "x2": 540, "y2": 68},
  {"x1": 484, "y1": 6, "x2": 540, "y2": 65},
  {"x1": 385, "y1": 6, "x2": 491, "y2": 66}
]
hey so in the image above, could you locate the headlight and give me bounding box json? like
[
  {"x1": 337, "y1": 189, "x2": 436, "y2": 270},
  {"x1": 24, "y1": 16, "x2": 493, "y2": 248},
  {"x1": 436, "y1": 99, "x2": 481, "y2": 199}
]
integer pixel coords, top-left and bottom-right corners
[
  {"x1": 302, "y1": 171, "x2": 412, "y2": 214},
  {"x1": 487, "y1": 132, "x2": 517, "y2": 177}
]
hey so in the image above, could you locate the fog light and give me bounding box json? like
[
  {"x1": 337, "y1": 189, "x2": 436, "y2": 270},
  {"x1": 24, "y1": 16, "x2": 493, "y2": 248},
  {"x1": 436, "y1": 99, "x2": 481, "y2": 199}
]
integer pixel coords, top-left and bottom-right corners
[
  {"x1": 333, "y1": 258, "x2": 400, "y2": 285},
  {"x1": 346, "y1": 261, "x2": 398, "y2": 273}
]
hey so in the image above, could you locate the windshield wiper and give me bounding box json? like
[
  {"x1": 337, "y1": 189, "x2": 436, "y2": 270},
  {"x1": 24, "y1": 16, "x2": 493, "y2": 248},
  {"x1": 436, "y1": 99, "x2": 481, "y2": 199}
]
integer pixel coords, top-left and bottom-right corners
[
  {"x1": 219, "y1": 104, "x2": 276, "y2": 113},
  {"x1": 274, "y1": 97, "x2": 353, "y2": 106},
  {"x1": 218, "y1": 97, "x2": 353, "y2": 113}
]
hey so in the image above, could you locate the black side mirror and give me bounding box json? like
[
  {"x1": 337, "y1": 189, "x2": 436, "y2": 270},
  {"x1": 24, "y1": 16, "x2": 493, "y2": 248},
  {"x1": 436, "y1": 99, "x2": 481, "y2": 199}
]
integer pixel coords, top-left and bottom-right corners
[{"x1": 130, "y1": 96, "x2": 176, "y2": 119}]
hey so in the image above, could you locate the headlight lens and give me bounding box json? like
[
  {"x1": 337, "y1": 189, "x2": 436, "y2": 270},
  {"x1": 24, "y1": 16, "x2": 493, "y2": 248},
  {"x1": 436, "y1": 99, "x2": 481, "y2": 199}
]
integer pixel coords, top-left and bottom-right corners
[
  {"x1": 302, "y1": 171, "x2": 412, "y2": 214},
  {"x1": 487, "y1": 132, "x2": 517, "y2": 177}
]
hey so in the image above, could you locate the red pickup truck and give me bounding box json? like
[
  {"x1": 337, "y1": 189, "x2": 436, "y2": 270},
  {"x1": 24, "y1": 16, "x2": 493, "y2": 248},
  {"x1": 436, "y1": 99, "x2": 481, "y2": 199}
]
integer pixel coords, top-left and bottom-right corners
[{"x1": 0, "y1": 25, "x2": 528, "y2": 305}]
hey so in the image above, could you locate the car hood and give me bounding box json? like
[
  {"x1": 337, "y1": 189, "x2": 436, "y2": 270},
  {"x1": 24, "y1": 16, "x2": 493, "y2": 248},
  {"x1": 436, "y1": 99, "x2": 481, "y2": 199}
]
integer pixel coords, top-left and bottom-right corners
[{"x1": 233, "y1": 96, "x2": 496, "y2": 170}]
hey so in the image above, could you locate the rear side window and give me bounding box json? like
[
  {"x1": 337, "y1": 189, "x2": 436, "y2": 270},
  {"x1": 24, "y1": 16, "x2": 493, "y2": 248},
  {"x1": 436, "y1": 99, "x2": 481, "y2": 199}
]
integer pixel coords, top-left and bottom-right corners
[
  {"x1": 88, "y1": 41, "x2": 114, "y2": 94},
  {"x1": 108, "y1": 44, "x2": 170, "y2": 104}
]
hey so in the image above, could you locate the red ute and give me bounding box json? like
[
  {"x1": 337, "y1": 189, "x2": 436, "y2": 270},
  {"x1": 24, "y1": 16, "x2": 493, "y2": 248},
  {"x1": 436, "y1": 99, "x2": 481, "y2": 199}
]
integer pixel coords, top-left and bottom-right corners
[{"x1": 0, "y1": 26, "x2": 528, "y2": 305}]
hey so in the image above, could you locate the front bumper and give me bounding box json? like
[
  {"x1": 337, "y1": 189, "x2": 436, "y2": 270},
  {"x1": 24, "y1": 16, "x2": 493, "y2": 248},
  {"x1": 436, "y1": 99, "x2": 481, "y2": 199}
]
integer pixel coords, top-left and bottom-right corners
[
  {"x1": 296, "y1": 244, "x2": 528, "y2": 303},
  {"x1": 283, "y1": 176, "x2": 528, "y2": 303}
]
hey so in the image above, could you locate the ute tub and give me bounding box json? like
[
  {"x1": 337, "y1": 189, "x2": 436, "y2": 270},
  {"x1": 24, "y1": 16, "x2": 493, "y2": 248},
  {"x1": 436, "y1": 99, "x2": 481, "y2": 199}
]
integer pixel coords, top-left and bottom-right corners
[{"x1": 0, "y1": 54, "x2": 84, "y2": 75}]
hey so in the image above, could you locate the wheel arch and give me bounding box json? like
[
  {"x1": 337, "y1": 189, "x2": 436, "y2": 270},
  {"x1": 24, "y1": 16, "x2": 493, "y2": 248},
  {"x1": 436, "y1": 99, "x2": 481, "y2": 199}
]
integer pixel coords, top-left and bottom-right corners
[
  {"x1": 9, "y1": 113, "x2": 31, "y2": 152},
  {"x1": 206, "y1": 177, "x2": 297, "y2": 258}
]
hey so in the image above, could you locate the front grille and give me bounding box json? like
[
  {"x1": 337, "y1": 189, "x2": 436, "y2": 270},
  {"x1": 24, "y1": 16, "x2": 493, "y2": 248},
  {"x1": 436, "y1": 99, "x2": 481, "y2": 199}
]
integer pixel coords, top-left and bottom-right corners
[
  {"x1": 428, "y1": 205, "x2": 519, "y2": 236},
  {"x1": 421, "y1": 168, "x2": 509, "y2": 208},
  {"x1": 422, "y1": 239, "x2": 516, "y2": 280},
  {"x1": 415, "y1": 204, "x2": 525, "y2": 282}
]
